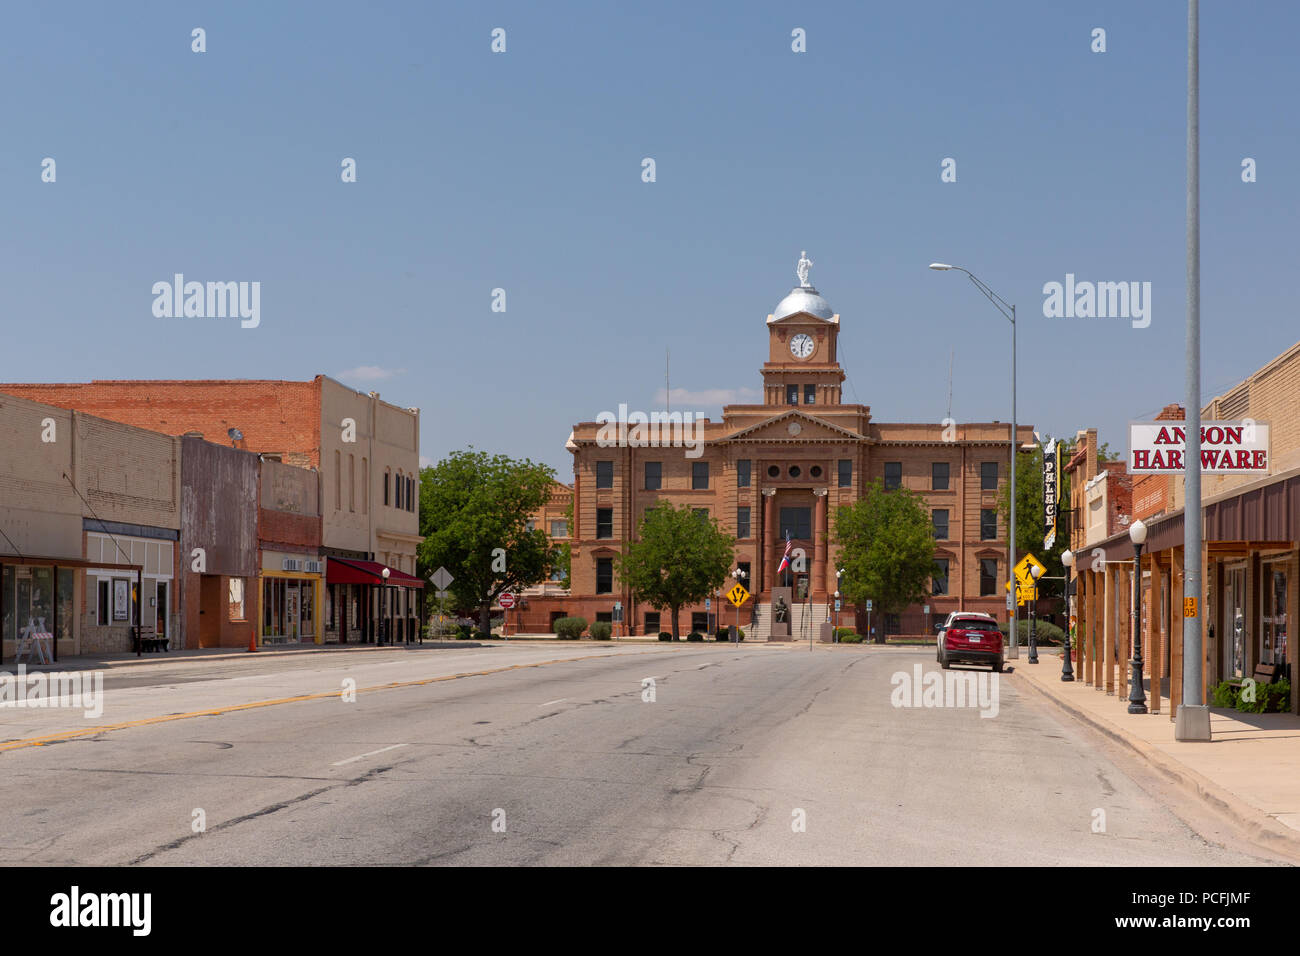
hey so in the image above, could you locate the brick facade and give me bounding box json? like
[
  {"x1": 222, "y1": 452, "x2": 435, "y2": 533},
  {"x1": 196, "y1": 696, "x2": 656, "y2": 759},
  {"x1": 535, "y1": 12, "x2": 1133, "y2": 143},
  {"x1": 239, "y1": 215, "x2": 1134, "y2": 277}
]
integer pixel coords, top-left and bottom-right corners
[{"x1": 517, "y1": 283, "x2": 1032, "y2": 637}]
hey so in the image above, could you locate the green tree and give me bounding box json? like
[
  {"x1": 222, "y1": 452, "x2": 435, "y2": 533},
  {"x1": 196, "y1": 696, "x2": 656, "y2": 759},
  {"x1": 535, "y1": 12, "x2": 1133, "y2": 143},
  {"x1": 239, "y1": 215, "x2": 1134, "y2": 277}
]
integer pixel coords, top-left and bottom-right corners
[
  {"x1": 616, "y1": 503, "x2": 734, "y2": 639},
  {"x1": 418, "y1": 449, "x2": 556, "y2": 636},
  {"x1": 834, "y1": 478, "x2": 939, "y2": 626}
]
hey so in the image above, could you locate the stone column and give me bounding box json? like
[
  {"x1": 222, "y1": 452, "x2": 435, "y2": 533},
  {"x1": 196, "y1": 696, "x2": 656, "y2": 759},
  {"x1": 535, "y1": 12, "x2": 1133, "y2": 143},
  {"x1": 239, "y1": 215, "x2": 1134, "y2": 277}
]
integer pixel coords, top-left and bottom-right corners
[
  {"x1": 814, "y1": 488, "x2": 828, "y2": 597},
  {"x1": 763, "y1": 488, "x2": 777, "y2": 593}
]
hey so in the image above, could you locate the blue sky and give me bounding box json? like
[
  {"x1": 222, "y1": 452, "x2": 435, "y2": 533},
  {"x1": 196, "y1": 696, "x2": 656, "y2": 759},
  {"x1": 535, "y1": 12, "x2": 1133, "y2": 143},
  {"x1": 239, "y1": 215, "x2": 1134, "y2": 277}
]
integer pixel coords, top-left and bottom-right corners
[{"x1": 4, "y1": 1, "x2": 1296, "y2": 477}]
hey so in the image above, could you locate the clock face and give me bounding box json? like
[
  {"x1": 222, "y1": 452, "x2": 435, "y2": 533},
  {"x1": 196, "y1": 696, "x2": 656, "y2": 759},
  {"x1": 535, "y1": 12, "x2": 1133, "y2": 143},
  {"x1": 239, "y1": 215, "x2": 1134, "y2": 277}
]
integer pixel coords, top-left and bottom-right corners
[{"x1": 789, "y1": 333, "x2": 814, "y2": 359}]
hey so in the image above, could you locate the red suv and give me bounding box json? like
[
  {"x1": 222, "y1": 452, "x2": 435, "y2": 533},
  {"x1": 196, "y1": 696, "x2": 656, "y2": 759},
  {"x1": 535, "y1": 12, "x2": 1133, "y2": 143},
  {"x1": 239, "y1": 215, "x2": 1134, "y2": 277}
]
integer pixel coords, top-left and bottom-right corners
[{"x1": 936, "y1": 613, "x2": 1004, "y2": 672}]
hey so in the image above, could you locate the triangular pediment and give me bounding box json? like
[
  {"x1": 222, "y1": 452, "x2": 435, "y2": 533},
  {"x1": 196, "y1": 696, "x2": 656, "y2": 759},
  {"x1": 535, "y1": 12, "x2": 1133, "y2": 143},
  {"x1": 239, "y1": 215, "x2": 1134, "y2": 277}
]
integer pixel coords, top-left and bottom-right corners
[{"x1": 722, "y1": 409, "x2": 864, "y2": 443}]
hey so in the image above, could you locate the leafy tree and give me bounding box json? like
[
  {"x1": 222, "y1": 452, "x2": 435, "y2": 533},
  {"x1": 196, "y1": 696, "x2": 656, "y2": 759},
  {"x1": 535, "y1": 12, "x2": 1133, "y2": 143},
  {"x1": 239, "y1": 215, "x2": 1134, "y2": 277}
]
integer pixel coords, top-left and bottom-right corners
[
  {"x1": 616, "y1": 503, "x2": 734, "y2": 639},
  {"x1": 834, "y1": 478, "x2": 939, "y2": 620},
  {"x1": 418, "y1": 449, "x2": 556, "y2": 636}
]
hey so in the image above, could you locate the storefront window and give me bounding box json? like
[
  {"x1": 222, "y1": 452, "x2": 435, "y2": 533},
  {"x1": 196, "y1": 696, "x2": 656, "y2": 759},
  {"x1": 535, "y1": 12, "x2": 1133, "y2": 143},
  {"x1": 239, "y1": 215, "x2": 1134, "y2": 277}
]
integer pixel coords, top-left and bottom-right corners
[
  {"x1": 229, "y1": 578, "x2": 246, "y2": 622},
  {"x1": 1263, "y1": 567, "x2": 1287, "y2": 668},
  {"x1": 56, "y1": 569, "x2": 74, "y2": 642},
  {"x1": 1, "y1": 565, "x2": 14, "y2": 642}
]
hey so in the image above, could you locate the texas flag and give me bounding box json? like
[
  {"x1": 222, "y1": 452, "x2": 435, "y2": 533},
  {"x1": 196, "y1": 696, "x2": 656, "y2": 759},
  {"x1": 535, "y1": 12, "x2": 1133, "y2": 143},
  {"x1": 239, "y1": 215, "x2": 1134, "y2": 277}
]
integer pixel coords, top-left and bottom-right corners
[{"x1": 777, "y1": 534, "x2": 793, "y2": 575}]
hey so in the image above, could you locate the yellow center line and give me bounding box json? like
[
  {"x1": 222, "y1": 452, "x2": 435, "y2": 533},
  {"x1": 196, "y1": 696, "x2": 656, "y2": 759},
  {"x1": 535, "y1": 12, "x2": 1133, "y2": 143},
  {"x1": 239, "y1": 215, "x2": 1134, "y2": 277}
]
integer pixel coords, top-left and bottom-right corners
[{"x1": 0, "y1": 649, "x2": 665, "y2": 755}]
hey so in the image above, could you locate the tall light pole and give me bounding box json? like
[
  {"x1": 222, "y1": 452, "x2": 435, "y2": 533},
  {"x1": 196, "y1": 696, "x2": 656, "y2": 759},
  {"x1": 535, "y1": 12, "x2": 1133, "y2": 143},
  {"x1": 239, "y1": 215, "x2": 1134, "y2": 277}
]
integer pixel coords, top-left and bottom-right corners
[
  {"x1": 1177, "y1": 0, "x2": 1211, "y2": 741},
  {"x1": 1128, "y1": 520, "x2": 1148, "y2": 714},
  {"x1": 835, "y1": 567, "x2": 844, "y2": 640},
  {"x1": 1060, "y1": 549, "x2": 1076, "y2": 681},
  {"x1": 930, "y1": 263, "x2": 1018, "y2": 658}
]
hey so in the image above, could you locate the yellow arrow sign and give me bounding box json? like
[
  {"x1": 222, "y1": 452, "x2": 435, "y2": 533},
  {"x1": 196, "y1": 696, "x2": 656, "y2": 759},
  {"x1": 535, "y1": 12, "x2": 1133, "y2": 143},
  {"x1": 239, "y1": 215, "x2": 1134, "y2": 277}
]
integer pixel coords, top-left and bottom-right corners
[{"x1": 727, "y1": 584, "x2": 750, "y2": 607}]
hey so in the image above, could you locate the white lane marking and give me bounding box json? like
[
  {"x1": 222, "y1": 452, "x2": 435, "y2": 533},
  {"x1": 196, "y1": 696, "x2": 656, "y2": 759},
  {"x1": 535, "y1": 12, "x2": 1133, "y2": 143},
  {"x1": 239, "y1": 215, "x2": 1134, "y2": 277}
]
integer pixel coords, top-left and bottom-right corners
[
  {"x1": 538, "y1": 698, "x2": 568, "y2": 708},
  {"x1": 331, "y1": 743, "x2": 408, "y2": 766}
]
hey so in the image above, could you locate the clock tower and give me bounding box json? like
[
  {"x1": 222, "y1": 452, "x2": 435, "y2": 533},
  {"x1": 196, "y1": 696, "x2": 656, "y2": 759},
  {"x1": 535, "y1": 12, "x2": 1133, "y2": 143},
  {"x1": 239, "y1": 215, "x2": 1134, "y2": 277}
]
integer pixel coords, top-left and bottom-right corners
[{"x1": 762, "y1": 260, "x2": 846, "y2": 407}]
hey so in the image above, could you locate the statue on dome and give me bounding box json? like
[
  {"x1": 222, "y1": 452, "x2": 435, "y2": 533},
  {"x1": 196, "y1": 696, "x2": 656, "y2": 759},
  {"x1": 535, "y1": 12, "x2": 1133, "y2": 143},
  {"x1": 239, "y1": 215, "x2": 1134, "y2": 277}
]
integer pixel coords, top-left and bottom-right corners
[{"x1": 796, "y1": 251, "x2": 813, "y2": 288}]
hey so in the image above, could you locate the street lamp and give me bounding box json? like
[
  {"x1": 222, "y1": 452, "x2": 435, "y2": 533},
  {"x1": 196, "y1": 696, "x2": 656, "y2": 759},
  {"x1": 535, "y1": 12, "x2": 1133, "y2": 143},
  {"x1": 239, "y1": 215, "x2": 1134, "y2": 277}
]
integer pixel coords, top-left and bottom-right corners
[
  {"x1": 835, "y1": 567, "x2": 844, "y2": 639},
  {"x1": 930, "y1": 262, "x2": 1019, "y2": 660},
  {"x1": 1060, "y1": 549, "x2": 1076, "y2": 682},
  {"x1": 381, "y1": 566, "x2": 391, "y2": 645},
  {"x1": 1028, "y1": 563, "x2": 1043, "y2": 663},
  {"x1": 1128, "y1": 519, "x2": 1148, "y2": 714}
]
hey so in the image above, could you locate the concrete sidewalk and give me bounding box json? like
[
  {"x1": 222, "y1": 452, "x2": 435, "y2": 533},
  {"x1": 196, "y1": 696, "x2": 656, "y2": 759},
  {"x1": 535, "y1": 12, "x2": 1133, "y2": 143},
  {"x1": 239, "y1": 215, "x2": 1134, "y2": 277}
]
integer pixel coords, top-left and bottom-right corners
[{"x1": 1013, "y1": 649, "x2": 1300, "y2": 851}]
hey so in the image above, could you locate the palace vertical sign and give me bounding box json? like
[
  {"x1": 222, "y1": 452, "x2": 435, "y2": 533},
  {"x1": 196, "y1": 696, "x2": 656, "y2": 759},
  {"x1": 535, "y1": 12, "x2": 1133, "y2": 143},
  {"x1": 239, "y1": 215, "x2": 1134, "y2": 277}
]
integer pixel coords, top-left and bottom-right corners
[
  {"x1": 1128, "y1": 421, "x2": 1270, "y2": 474},
  {"x1": 1042, "y1": 439, "x2": 1059, "y2": 551}
]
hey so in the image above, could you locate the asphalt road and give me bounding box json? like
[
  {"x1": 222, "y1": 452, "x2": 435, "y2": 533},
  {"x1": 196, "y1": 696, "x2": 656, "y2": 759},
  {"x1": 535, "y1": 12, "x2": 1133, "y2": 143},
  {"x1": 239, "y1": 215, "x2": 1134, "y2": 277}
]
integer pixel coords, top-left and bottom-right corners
[{"x1": 0, "y1": 643, "x2": 1280, "y2": 866}]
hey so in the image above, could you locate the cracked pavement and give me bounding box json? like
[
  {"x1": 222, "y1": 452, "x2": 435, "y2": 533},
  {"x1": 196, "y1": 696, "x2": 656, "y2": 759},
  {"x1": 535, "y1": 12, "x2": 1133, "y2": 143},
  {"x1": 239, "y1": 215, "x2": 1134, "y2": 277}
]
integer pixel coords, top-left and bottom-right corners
[{"x1": 0, "y1": 642, "x2": 1281, "y2": 865}]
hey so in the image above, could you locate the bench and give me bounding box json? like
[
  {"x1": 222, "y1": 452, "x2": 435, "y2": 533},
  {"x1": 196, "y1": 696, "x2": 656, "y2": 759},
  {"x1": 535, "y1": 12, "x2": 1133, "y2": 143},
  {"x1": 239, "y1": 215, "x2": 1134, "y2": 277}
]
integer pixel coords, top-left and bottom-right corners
[
  {"x1": 1227, "y1": 662, "x2": 1281, "y2": 688},
  {"x1": 132, "y1": 624, "x2": 170, "y2": 654}
]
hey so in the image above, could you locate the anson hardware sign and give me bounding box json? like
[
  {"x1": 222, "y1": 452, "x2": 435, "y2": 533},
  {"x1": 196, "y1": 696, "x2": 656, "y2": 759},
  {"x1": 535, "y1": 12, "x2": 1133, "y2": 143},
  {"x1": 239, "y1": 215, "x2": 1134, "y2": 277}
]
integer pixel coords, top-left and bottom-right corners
[{"x1": 1128, "y1": 420, "x2": 1270, "y2": 474}]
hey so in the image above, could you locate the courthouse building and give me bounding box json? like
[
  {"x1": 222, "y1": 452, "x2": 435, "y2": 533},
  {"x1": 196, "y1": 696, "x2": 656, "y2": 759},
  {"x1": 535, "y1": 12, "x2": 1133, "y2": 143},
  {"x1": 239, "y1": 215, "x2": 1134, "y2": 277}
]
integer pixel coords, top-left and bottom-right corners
[{"x1": 519, "y1": 263, "x2": 1032, "y2": 639}]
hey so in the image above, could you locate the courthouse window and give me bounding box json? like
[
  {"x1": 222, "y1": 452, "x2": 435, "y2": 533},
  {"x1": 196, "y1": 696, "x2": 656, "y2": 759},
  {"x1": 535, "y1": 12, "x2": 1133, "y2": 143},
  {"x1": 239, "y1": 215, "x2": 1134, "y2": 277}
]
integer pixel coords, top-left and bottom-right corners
[
  {"x1": 932, "y1": 461, "x2": 950, "y2": 490},
  {"x1": 737, "y1": 506, "x2": 751, "y2": 538},
  {"x1": 692, "y1": 461, "x2": 709, "y2": 490},
  {"x1": 838, "y1": 459, "x2": 852, "y2": 488},
  {"x1": 981, "y1": 461, "x2": 999, "y2": 490},
  {"x1": 645, "y1": 461, "x2": 662, "y2": 490},
  {"x1": 786, "y1": 385, "x2": 799, "y2": 405},
  {"x1": 596, "y1": 558, "x2": 613, "y2": 594},
  {"x1": 596, "y1": 461, "x2": 614, "y2": 489},
  {"x1": 932, "y1": 509, "x2": 949, "y2": 540},
  {"x1": 979, "y1": 559, "x2": 997, "y2": 596},
  {"x1": 933, "y1": 559, "x2": 949, "y2": 596},
  {"x1": 884, "y1": 462, "x2": 902, "y2": 490},
  {"x1": 737, "y1": 459, "x2": 751, "y2": 487},
  {"x1": 596, "y1": 508, "x2": 613, "y2": 539},
  {"x1": 980, "y1": 509, "x2": 997, "y2": 540},
  {"x1": 779, "y1": 507, "x2": 812, "y2": 539},
  {"x1": 804, "y1": 385, "x2": 816, "y2": 405},
  {"x1": 550, "y1": 519, "x2": 567, "y2": 538}
]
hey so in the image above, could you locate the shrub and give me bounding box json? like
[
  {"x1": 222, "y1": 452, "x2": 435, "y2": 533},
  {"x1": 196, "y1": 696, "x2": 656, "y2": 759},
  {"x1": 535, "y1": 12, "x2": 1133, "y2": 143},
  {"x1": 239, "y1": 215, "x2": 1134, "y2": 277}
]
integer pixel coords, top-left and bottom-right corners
[
  {"x1": 834, "y1": 627, "x2": 857, "y2": 640},
  {"x1": 553, "y1": 616, "x2": 587, "y2": 640},
  {"x1": 687, "y1": 632, "x2": 704, "y2": 642},
  {"x1": 456, "y1": 624, "x2": 473, "y2": 640},
  {"x1": 589, "y1": 621, "x2": 612, "y2": 640},
  {"x1": 658, "y1": 631, "x2": 673, "y2": 642},
  {"x1": 838, "y1": 632, "x2": 863, "y2": 644},
  {"x1": 1211, "y1": 680, "x2": 1240, "y2": 709},
  {"x1": 997, "y1": 619, "x2": 1067, "y2": 646},
  {"x1": 1237, "y1": 678, "x2": 1291, "y2": 714}
]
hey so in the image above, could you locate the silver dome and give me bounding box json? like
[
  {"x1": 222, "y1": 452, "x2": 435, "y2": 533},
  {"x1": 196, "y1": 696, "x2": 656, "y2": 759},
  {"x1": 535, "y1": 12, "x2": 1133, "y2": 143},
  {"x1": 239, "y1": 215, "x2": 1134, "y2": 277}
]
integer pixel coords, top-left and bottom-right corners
[{"x1": 769, "y1": 286, "x2": 835, "y2": 322}]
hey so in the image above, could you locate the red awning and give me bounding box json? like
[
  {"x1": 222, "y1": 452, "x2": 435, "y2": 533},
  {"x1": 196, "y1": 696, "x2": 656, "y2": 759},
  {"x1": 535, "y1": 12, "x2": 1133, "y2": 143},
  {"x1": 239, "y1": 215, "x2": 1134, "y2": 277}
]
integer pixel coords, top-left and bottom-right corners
[{"x1": 326, "y1": 558, "x2": 425, "y2": 588}]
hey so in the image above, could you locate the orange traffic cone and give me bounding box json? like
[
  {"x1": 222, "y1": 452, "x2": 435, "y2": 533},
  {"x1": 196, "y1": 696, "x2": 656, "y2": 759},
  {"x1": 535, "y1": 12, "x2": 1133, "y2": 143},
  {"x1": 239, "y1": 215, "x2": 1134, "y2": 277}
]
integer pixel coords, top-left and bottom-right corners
[{"x1": 248, "y1": 632, "x2": 257, "y2": 653}]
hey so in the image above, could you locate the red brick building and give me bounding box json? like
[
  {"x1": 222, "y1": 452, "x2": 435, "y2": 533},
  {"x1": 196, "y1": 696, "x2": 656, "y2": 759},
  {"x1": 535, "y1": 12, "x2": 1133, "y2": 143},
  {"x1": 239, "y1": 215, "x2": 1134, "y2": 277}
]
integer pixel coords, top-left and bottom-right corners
[{"x1": 518, "y1": 273, "x2": 1033, "y2": 639}]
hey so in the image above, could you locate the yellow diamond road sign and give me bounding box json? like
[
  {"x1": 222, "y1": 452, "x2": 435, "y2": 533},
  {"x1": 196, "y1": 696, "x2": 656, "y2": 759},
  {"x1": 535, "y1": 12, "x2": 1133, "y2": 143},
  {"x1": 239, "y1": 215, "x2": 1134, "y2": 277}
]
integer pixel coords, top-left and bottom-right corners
[
  {"x1": 727, "y1": 584, "x2": 750, "y2": 607},
  {"x1": 1014, "y1": 553, "x2": 1046, "y2": 586}
]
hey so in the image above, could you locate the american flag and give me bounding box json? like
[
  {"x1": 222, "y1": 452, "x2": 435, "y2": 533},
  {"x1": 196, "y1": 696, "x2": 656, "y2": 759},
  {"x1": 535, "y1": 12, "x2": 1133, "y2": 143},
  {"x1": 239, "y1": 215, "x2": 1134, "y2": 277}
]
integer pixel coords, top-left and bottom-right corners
[{"x1": 777, "y1": 533, "x2": 793, "y2": 574}]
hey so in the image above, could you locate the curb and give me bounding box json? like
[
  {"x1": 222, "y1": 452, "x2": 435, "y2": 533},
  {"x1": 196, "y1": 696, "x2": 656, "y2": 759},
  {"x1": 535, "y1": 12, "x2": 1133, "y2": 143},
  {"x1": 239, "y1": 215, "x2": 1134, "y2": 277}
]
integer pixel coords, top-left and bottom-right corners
[{"x1": 1012, "y1": 667, "x2": 1300, "y2": 859}]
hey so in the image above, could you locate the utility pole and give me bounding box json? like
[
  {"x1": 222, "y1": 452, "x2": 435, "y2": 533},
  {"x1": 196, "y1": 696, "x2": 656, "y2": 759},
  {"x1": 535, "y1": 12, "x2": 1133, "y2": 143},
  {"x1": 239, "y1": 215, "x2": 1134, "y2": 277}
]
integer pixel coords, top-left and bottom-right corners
[{"x1": 1176, "y1": 0, "x2": 1211, "y2": 741}]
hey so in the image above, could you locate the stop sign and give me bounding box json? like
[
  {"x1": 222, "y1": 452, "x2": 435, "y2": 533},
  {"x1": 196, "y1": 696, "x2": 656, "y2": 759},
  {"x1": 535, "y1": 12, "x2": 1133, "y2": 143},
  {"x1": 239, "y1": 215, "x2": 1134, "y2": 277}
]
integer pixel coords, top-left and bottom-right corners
[{"x1": 499, "y1": 592, "x2": 516, "y2": 609}]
